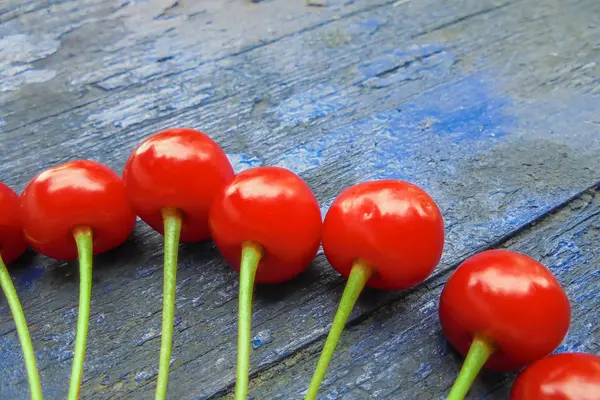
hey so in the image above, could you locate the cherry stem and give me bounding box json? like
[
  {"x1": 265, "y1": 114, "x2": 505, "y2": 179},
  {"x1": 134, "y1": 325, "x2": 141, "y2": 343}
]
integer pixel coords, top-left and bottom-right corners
[
  {"x1": 305, "y1": 260, "x2": 373, "y2": 400},
  {"x1": 155, "y1": 207, "x2": 182, "y2": 400},
  {"x1": 446, "y1": 335, "x2": 495, "y2": 400},
  {"x1": 235, "y1": 241, "x2": 263, "y2": 400},
  {"x1": 0, "y1": 254, "x2": 43, "y2": 400},
  {"x1": 68, "y1": 226, "x2": 93, "y2": 400}
]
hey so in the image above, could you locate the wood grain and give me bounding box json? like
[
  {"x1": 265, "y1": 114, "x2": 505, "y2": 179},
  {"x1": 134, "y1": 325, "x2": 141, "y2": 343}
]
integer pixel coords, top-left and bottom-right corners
[
  {"x1": 239, "y1": 188, "x2": 600, "y2": 399},
  {"x1": 0, "y1": 0, "x2": 599, "y2": 398}
]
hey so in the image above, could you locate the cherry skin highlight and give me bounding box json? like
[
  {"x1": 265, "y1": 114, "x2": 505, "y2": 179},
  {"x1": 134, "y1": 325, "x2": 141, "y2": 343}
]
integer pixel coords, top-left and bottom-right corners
[
  {"x1": 209, "y1": 166, "x2": 322, "y2": 400},
  {"x1": 0, "y1": 181, "x2": 27, "y2": 264},
  {"x1": 21, "y1": 160, "x2": 136, "y2": 260},
  {"x1": 123, "y1": 127, "x2": 234, "y2": 242},
  {"x1": 511, "y1": 352, "x2": 600, "y2": 400},
  {"x1": 305, "y1": 179, "x2": 445, "y2": 400},
  {"x1": 322, "y1": 179, "x2": 445, "y2": 290},
  {"x1": 209, "y1": 166, "x2": 322, "y2": 284}
]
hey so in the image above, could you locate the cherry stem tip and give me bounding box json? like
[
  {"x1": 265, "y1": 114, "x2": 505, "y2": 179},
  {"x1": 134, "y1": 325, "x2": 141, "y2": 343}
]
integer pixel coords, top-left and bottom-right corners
[
  {"x1": 155, "y1": 207, "x2": 183, "y2": 400},
  {"x1": 68, "y1": 226, "x2": 93, "y2": 400},
  {"x1": 235, "y1": 241, "x2": 263, "y2": 400},
  {"x1": 446, "y1": 335, "x2": 495, "y2": 400},
  {"x1": 304, "y1": 260, "x2": 373, "y2": 400},
  {"x1": 0, "y1": 254, "x2": 43, "y2": 400}
]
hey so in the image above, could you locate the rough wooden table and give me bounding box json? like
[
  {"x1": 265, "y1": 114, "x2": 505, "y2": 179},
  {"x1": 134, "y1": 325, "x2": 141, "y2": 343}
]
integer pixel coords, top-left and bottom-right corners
[{"x1": 1, "y1": 0, "x2": 599, "y2": 398}]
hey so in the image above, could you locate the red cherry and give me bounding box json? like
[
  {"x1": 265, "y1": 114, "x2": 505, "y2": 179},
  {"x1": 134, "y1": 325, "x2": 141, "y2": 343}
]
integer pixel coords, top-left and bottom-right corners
[
  {"x1": 123, "y1": 128, "x2": 234, "y2": 399},
  {"x1": 306, "y1": 180, "x2": 445, "y2": 400},
  {"x1": 322, "y1": 180, "x2": 445, "y2": 290},
  {"x1": 209, "y1": 166, "x2": 322, "y2": 399},
  {"x1": 511, "y1": 352, "x2": 600, "y2": 400},
  {"x1": 123, "y1": 127, "x2": 234, "y2": 242},
  {"x1": 0, "y1": 182, "x2": 42, "y2": 399},
  {"x1": 21, "y1": 160, "x2": 136, "y2": 260},
  {"x1": 21, "y1": 160, "x2": 135, "y2": 400},
  {"x1": 439, "y1": 249, "x2": 571, "y2": 400},
  {"x1": 0, "y1": 181, "x2": 27, "y2": 264},
  {"x1": 209, "y1": 166, "x2": 322, "y2": 284}
]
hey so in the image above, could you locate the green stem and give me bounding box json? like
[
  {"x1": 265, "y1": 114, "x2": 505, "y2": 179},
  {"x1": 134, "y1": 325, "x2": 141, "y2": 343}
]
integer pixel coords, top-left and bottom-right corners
[
  {"x1": 0, "y1": 255, "x2": 43, "y2": 400},
  {"x1": 305, "y1": 260, "x2": 373, "y2": 400},
  {"x1": 235, "y1": 241, "x2": 263, "y2": 400},
  {"x1": 446, "y1": 335, "x2": 495, "y2": 400},
  {"x1": 155, "y1": 208, "x2": 182, "y2": 400},
  {"x1": 68, "y1": 227, "x2": 93, "y2": 400}
]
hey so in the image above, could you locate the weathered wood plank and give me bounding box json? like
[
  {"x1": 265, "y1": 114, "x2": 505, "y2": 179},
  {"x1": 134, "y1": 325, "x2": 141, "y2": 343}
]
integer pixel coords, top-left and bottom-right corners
[
  {"x1": 0, "y1": 0, "x2": 394, "y2": 129},
  {"x1": 0, "y1": 0, "x2": 598, "y2": 398},
  {"x1": 239, "y1": 188, "x2": 600, "y2": 399}
]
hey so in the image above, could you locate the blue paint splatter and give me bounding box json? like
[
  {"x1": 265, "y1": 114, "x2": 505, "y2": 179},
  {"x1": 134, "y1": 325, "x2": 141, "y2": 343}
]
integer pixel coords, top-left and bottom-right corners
[
  {"x1": 275, "y1": 145, "x2": 325, "y2": 174},
  {"x1": 252, "y1": 330, "x2": 274, "y2": 349},
  {"x1": 274, "y1": 84, "x2": 349, "y2": 127},
  {"x1": 136, "y1": 266, "x2": 158, "y2": 278},
  {"x1": 413, "y1": 362, "x2": 433, "y2": 380},
  {"x1": 0, "y1": 335, "x2": 26, "y2": 385},
  {"x1": 369, "y1": 75, "x2": 512, "y2": 178},
  {"x1": 11, "y1": 266, "x2": 45, "y2": 289},
  {"x1": 274, "y1": 72, "x2": 513, "y2": 182},
  {"x1": 103, "y1": 282, "x2": 113, "y2": 294}
]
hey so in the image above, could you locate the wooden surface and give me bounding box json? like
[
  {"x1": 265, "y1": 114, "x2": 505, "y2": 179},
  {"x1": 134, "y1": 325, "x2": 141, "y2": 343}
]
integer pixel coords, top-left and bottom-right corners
[{"x1": 1, "y1": 0, "x2": 599, "y2": 398}]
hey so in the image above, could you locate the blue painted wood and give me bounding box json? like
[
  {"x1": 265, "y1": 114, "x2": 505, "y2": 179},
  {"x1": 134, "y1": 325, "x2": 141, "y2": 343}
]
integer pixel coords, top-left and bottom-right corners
[
  {"x1": 243, "y1": 188, "x2": 600, "y2": 399},
  {"x1": 0, "y1": 0, "x2": 599, "y2": 398}
]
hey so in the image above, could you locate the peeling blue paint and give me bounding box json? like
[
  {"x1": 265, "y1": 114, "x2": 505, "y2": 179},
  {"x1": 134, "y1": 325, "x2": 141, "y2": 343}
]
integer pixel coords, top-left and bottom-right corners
[
  {"x1": 0, "y1": 336, "x2": 29, "y2": 399},
  {"x1": 2, "y1": 0, "x2": 600, "y2": 395},
  {"x1": 274, "y1": 84, "x2": 349, "y2": 127},
  {"x1": 0, "y1": 33, "x2": 59, "y2": 92},
  {"x1": 275, "y1": 146, "x2": 326, "y2": 175},
  {"x1": 414, "y1": 362, "x2": 433, "y2": 380},
  {"x1": 226, "y1": 153, "x2": 263, "y2": 173},
  {"x1": 355, "y1": 19, "x2": 386, "y2": 35},
  {"x1": 86, "y1": 82, "x2": 214, "y2": 130},
  {"x1": 274, "y1": 72, "x2": 512, "y2": 182}
]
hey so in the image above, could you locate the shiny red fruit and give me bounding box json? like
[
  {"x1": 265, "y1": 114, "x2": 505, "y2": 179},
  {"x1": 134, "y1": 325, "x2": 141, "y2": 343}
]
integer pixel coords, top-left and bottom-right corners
[
  {"x1": 511, "y1": 352, "x2": 600, "y2": 400},
  {"x1": 123, "y1": 128, "x2": 234, "y2": 242},
  {"x1": 21, "y1": 160, "x2": 136, "y2": 260},
  {"x1": 209, "y1": 166, "x2": 321, "y2": 284},
  {"x1": 439, "y1": 249, "x2": 571, "y2": 371},
  {"x1": 0, "y1": 182, "x2": 27, "y2": 264},
  {"x1": 322, "y1": 180, "x2": 444, "y2": 290}
]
